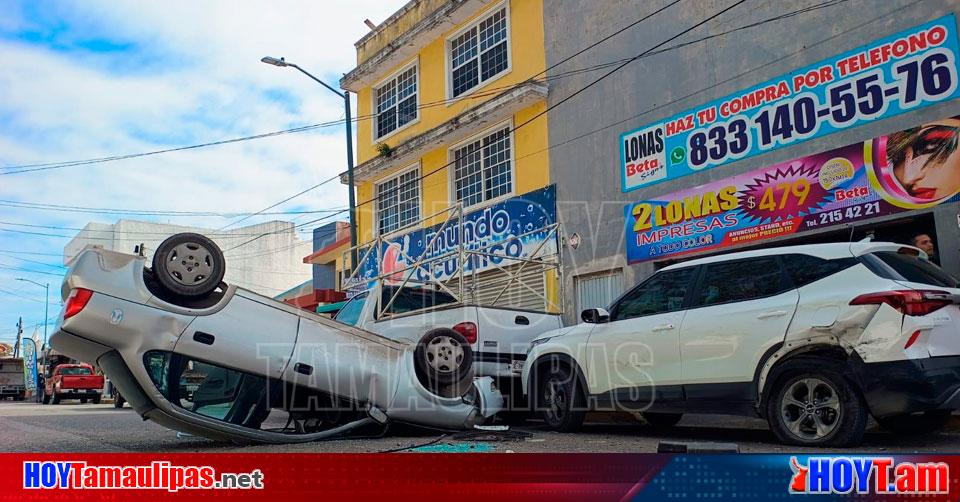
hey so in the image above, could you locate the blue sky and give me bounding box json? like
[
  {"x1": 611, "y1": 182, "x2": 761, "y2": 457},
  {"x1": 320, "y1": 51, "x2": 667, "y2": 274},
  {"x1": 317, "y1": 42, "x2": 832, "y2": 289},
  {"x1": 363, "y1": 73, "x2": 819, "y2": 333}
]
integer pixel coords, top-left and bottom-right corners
[{"x1": 0, "y1": 0, "x2": 405, "y2": 345}]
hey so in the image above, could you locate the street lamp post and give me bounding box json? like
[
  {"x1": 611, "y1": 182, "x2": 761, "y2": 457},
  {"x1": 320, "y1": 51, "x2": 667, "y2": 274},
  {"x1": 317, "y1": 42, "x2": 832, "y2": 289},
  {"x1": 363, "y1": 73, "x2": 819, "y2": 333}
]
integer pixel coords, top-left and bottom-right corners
[
  {"x1": 261, "y1": 56, "x2": 358, "y2": 271},
  {"x1": 15, "y1": 278, "x2": 49, "y2": 390}
]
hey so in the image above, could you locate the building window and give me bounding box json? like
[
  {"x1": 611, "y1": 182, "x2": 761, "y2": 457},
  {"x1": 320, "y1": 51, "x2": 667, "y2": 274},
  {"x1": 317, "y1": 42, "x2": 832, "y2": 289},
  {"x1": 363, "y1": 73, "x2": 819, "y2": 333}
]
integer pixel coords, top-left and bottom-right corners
[
  {"x1": 449, "y1": 6, "x2": 509, "y2": 98},
  {"x1": 452, "y1": 126, "x2": 512, "y2": 208},
  {"x1": 374, "y1": 65, "x2": 418, "y2": 139},
  {"x1": 376, "y1": 168, "x2": 420, "y2": 235}
]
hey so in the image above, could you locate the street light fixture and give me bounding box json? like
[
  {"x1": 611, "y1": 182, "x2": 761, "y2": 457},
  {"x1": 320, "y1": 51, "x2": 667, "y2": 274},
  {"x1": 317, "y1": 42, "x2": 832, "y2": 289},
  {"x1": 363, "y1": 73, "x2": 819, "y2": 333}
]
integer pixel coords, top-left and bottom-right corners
[
  {"x1": 261, "y1": 55, "x2": 358, "y2": 269},
  {"x1": 16, "y1": 277, "x2": 49, "y2": 392}
]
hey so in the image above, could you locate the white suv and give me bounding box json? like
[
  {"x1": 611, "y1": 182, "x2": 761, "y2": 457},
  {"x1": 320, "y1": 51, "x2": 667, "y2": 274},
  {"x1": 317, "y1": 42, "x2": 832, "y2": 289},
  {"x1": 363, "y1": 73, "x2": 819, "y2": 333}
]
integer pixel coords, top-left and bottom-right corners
[{"x1": 522, "y1": 241, "x2": 960, "y2": 446}]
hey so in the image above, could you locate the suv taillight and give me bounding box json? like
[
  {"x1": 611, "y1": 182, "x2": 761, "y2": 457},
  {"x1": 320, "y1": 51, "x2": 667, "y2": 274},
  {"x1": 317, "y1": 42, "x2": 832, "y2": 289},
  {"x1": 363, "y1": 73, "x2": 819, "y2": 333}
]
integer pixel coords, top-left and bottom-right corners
[
  {"x1": 452, "y1": 322, "x2": 478, "y2": 344},
  {"x1": 64, "y1": 288, "x2": 94, "y2": 319},
  {"x1": 850, "y1": 289, "x2": 952, "y2": 316}
]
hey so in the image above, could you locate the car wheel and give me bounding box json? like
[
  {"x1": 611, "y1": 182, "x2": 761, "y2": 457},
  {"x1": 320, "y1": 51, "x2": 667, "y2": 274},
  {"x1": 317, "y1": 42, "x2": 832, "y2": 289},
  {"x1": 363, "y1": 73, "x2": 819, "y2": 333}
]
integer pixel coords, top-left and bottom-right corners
[
  {"x1": 535, "y1": 363, "x2": 586, "y2": 432},
  {"x1": 152, "y1": 233, "x2": 226, "y2": 298},
  {"x1": 766, "y1": 369, "x2": 867, "y2": 447},
  {"x1": 642, "y1": 412, "x2": 683, "y2": 429},
  {"x1": 92, "y1": 395, "x2": 102, "y2": 405},
  {"x1": 51, "y1": 393, "x2": 61, "y2": 405},
  {"x1": 414, "y1": 328, "x2": 473, "y2": 388},
  {"x1": 876, "y1": 410, "x2": 952, "y2": 434},
  {"x1": 80, "y1": 397, "x2": 87, "y2": 404},
  {"x1": 114, "y1": 394, "x2": 125, "y2": 408}
]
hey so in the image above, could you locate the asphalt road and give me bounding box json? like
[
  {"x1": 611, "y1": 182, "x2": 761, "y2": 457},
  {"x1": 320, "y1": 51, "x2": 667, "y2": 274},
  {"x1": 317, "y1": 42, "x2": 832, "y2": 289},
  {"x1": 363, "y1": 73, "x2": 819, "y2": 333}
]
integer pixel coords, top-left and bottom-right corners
[{"x1": 3, "y1": 401, "x2": 960, "y2": 454}]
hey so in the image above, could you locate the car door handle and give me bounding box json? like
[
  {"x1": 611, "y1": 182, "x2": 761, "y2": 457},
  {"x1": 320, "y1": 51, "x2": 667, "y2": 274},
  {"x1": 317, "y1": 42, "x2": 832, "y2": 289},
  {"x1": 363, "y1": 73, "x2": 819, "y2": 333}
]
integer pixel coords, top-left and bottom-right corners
[
  {"x1": 192, "y1": 331, "x2": 215, "y2": 345},
  {"x1": 757, "y1": 311, "x2": 788, "y2": 319},
  {"x1": 651, "y1": 323, "x2": 675, "y2": 332}
]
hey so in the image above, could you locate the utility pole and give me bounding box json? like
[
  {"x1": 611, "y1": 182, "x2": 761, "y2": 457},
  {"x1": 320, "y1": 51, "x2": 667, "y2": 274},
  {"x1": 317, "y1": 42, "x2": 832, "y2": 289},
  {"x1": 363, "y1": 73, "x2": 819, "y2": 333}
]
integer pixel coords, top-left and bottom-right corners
[{"x1": 13, "y1": 317, "x2": 22, "y2": 358}]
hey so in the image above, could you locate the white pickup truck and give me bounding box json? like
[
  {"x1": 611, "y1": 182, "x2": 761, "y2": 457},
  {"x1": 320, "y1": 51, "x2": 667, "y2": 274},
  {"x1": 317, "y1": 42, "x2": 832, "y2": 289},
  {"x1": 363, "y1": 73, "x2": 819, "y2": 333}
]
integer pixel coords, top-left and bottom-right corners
[{"x1": 334, "y1": 284, "x2": 563, "y2": 379}]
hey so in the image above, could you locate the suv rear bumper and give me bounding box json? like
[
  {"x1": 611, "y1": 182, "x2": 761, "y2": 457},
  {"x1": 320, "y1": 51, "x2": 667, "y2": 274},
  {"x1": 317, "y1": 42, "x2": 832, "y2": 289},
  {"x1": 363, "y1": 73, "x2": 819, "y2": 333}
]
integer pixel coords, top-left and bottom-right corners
[{"x1": 851, "y1": 354, "x2": 960, "y2": 418}]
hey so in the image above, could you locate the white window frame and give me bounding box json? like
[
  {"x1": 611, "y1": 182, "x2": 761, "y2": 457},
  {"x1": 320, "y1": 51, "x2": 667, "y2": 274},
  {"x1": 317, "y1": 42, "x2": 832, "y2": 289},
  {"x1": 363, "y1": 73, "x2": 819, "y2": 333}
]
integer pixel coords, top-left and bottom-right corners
[
  {"x1": 445, "y1": 1, "x2": 512, "y2": 101},
  {"x1": 447, "y1": 120, "x2": 516, "y2": 210},
  {"x1": 372, "y1": 59, "x2": 420, "y2": 143},
  {"x1": 375, "y1": 164, "x2": 422, "y2": 236}
]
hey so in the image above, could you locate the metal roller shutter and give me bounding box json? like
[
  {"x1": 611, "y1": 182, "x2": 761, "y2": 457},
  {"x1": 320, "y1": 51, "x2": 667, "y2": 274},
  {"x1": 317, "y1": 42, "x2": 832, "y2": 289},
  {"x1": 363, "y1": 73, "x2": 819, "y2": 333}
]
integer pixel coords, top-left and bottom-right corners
[{"x1": 447, "y1": 263, "x2": 549, "y2": 311}]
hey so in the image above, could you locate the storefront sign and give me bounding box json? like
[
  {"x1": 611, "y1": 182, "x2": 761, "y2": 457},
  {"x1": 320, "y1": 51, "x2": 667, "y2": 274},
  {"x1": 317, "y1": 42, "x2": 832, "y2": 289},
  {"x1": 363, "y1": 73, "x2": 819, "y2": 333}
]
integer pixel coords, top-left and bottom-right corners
[
  {"x1": 624, "y1": 115, "x2": 960, "y2": 263},
  {"x1": 351, "y1": 186, "x2": 558, "y2": 288},
  {"x1": 620, "y1": 15, "x2": 960, "y2": 192}
]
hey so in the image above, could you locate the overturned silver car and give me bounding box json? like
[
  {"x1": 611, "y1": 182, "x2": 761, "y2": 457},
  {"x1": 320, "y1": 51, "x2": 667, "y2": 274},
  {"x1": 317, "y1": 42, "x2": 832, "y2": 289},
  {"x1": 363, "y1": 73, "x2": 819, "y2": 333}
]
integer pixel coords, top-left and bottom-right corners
[{"x1": 50, "y1": 233, "x2": 502, "y2": 443}]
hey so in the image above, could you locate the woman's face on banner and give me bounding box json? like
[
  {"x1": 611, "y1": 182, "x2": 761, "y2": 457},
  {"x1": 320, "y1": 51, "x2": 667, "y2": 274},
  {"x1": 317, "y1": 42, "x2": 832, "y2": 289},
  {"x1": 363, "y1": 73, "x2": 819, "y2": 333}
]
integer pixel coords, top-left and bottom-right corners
[{"x1": 893, "y1": 118, "x2": 960, "y2": 200}]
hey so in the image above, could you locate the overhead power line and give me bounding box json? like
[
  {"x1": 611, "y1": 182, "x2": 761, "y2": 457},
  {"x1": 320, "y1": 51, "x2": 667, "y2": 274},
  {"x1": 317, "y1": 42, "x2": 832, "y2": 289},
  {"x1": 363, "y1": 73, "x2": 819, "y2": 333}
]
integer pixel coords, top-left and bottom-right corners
[
  {"x1": 0, "y1": 198, "x2": 346, "y2": 218},
  {"x1": 0, "y1": 264, "x2": 64, "y2": 277},
  {"x1": 0, "y1": 288, "x2": 47, "y2": 303},
  {"x1": 222, "y1": 0, "x2": 848, "y2": 255},
  {"x1": 348, "y1": 0, "x2": 752, "y2": 214},
  {"x1": 218, "y1": 172, "x2": 344, "y2": 230}
]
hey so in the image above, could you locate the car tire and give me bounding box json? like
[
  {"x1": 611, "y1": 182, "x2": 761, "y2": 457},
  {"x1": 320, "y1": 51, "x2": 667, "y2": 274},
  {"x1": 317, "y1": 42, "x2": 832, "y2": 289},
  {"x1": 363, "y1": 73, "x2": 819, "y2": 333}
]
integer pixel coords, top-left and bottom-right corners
[
  {"x1": 51, "y1": 393, "x2": 61, "y2": 405},
  {"x1": 92, "y1": 395, "x2": 102, "y2": 405},
  {"x1": 414, "y1": 328, "x2": 474, "y2": 388},
  {"x1": 152, "y1": 233, "x2": 226, "y2": 298},
  {"x1": 80, "y1": 397, "x2": 88, "y2": 404},
  {"x1": 534, "y1": 362, "x2": 586, "y2": 432},
  {"x1": 642, "y1": 412, "x2": 683, "y2": 429},
  {"x1": 766, "y1": 364, "x2": 867, "y2": 447},
  {"x1": 876, "y1": 410, "x2": 952, "y2": 434}
]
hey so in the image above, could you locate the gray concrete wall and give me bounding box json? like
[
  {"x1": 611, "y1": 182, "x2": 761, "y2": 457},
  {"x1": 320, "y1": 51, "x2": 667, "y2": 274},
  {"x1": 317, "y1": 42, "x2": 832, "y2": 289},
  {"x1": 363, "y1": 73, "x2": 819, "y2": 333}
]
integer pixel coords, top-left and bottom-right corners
[
  {"x1": 543, "y1": 0, "x2": 960, "y2": 323},
  {"x1": 64, "y1": 220, "x2": 313, "y2": 298}
]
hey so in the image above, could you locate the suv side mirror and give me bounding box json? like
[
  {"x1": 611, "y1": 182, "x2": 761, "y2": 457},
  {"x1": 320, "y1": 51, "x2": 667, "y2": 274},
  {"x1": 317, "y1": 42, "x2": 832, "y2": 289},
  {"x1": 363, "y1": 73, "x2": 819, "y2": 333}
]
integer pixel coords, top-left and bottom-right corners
[{"x1": 581, "y1": 308, "x2": 610, "y2": 324}]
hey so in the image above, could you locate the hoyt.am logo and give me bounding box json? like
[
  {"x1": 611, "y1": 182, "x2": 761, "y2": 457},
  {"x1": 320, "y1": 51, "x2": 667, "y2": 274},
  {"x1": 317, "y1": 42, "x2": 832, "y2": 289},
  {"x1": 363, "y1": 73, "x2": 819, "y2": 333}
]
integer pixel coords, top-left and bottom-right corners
[{"x1": 789, "y1": 456, "x2": 949, "y2": 495}]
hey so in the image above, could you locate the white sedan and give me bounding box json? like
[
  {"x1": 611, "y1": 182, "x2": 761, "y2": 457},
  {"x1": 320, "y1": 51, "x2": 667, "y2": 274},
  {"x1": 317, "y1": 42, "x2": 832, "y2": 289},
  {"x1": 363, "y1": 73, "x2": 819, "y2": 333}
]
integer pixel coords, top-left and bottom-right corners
[{"x1": 50, "y1": 233, "x2": 501, "y2": 443}]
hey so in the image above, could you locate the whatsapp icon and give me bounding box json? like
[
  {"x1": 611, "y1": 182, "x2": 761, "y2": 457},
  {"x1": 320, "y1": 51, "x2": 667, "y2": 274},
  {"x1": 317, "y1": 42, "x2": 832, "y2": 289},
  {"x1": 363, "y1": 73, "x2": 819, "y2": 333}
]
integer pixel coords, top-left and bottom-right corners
[{"x1": 670, "y1": 146, "x2": 686, "y2": 165}]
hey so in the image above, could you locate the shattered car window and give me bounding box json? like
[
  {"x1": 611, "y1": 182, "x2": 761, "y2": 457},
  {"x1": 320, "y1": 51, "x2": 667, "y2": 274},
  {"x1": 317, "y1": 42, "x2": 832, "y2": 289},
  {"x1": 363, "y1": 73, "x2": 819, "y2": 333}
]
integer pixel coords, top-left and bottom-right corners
[{"x1": 144, "y1": 351, "x2": 273, "y2": 429}]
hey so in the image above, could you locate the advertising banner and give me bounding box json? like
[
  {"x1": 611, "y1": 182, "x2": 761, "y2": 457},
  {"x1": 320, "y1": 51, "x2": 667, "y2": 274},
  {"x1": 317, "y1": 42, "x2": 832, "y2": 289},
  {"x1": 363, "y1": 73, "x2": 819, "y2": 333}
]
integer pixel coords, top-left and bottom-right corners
[
  {"x1": 21, "y1": 338, "x2": 37, "y2": 393},
  {"x1": 624, "y1": 115, "x2": 960, "y2": 264},
  {"x1": 620, "y1": 15, "x2": 960, "y2": 192},
  {"x1": 350, "y1": 185, "x2": 557, "y2": 289}
]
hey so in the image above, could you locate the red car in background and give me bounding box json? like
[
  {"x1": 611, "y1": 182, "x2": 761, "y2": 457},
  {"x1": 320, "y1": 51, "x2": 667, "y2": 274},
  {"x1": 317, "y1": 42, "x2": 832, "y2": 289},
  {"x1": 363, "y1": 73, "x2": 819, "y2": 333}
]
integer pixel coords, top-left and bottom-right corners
[{"x1": 43, "y1": 363, "x2": 104, "y2": 404}]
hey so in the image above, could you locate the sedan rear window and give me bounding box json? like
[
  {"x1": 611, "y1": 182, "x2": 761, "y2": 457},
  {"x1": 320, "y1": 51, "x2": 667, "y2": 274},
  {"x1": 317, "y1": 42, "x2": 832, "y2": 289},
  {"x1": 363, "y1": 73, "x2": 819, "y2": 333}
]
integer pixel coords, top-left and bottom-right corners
[{"x1": 865, "y1": 251, "x2": 959, "y2": 288}]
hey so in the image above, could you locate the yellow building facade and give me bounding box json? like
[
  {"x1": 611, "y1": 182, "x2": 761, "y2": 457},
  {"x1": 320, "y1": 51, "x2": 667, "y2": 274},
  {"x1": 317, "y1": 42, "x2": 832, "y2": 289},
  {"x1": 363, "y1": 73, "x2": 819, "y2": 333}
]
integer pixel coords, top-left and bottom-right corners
[{"x1": 340, "y1": 0, "x2": 558, "y2": 311}]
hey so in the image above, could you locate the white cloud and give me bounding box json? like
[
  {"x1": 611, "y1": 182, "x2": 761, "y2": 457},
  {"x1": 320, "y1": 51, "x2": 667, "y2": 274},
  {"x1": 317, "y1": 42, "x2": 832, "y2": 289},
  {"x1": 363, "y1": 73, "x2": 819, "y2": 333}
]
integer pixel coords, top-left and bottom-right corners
[{"x1": 0, "y1": 0, "x2": 406, "y2": 327}]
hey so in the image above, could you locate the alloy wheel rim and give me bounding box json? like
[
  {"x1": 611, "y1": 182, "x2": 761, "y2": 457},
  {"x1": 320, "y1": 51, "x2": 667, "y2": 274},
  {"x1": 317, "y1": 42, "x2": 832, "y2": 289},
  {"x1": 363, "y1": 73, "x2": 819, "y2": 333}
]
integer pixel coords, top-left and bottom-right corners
[{"x1": 780, "y1": 377, "x2": 842, "y2": 441}]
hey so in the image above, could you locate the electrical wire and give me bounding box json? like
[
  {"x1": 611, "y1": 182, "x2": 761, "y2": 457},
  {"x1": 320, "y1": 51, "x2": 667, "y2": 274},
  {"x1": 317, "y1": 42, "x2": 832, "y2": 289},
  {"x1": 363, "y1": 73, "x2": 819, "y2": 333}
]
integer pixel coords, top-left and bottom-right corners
[
  {"x1": 217, "y1": 173, "x2": 343, "y2": 230},
  {"x1": 213, "y1": 0, "x2": 847, "y2": 256},
  {"x1": 0, "y1": 199, "x2": 347, "y2": 218},
  {"x1": 2, "y1": 0, "x2": 851, "y2": 264},
  {"x1": 0, "y1": 288, "x2": 47, "y2": 303},
  {"x1": 0, "y1": 0, "x2": 839, "y2": 232},
  {"x1": 0, "y1": 264, "x2": 64, "y2": 277},
  {"x1": 349, "y1": 0, "x2": 752, "y2": 214}
]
